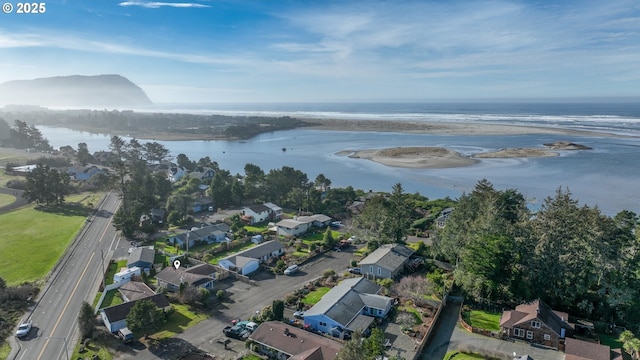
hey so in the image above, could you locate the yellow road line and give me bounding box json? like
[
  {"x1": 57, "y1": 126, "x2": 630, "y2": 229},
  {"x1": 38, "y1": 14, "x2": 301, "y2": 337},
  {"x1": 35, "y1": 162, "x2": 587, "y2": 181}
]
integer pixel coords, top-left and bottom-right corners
[{"x1": 36, "y1": 252, "x2": 96, "y2": 360}]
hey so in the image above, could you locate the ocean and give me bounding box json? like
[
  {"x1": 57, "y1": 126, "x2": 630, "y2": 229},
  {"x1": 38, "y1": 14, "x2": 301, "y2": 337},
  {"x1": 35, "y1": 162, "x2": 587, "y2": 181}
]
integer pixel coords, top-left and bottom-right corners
[{"x1": 36, "y1": 102, "x2": 640, "y2": 215}]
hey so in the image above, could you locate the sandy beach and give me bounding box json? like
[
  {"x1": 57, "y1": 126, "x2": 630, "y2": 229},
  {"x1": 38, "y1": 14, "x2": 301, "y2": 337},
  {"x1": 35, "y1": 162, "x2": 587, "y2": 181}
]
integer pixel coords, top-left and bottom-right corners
[{"x1": 302, "y1": 118, "x2": 618, "y2": 137}]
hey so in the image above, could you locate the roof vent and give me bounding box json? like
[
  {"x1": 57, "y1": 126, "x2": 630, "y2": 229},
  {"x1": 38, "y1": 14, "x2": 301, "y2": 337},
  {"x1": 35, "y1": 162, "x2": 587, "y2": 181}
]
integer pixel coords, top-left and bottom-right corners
[{"x1": 301, "y1": 339, "x2": 304, "y2": 343}]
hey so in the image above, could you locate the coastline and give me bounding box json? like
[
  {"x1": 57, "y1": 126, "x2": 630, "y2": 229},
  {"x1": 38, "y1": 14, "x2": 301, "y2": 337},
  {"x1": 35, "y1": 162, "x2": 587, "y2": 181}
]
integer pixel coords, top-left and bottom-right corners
[{"x1": 340, "y1": 147, "x2": 478, "y2": 169}]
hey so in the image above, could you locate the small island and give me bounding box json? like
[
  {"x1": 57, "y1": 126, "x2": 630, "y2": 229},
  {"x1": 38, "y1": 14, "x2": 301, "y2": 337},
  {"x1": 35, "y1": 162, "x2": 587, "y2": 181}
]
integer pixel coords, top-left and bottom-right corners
[
  {"x1": 339, "y1": 147, "x2": 478, "y2": 169},
  {"x1": 341, "y1": 141, "x2": 592, "y2": 169}
]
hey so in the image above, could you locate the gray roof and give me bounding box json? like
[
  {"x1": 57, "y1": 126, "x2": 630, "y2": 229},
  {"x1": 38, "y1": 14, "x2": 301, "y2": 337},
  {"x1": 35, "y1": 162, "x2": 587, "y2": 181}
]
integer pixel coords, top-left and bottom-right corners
[
  {"x1": 248, "y1": 204, "x2": 271, "y2": 214},
  {"x1": 155, "y1": 267, "x2": 214, "y2": 287},
  {"x1": 221, "y1": 240, "x2": 284, "y2": 264},
  {"x1": 276, "y1": 219, "x2": 305, "y2": 229},
  {"x1": 184, "y1": 263, "x2": 218, "y2": 277},
  {"x1": 346, "y1": 314, "x2": 376, "y2": 332},
  {"x1": 297, "y1": 214, "x2": 332, "y2": 223},
  {"x1": 118, "y1": 281, "x2": 155, "y2": 302},
  {"x1": 127, "y1": 247, "x2": 155, "y2": 267},
  {"x1": 305, "y1": 277, "x2": 387, "y2": 329},
  {"x1": 173, "y1": 223, "x2": 230, "y2": 243},
  {"x1": 358, "y1": 243, "x2": 414, "y2": 273},
  {"x1": 359, "y1": 293, "x2": 393, "y2": 310},
  {"x1": 101, "y1": 293, "x2": 170, "y2": 322}
]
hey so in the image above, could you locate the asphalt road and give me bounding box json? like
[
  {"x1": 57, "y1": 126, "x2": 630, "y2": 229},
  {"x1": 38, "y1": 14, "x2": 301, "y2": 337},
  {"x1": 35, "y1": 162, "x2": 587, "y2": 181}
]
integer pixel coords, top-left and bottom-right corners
[
  {"x1": 115, "y1": 247, "x2": 358, "y2": 359},
  {"x1": 12, "y1": 191, "x2": 124, "y2": 360}
]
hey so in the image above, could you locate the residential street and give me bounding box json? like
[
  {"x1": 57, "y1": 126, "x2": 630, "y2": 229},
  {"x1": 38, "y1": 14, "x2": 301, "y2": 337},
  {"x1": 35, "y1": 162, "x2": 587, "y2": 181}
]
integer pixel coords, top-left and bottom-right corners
[
  {"x1": 10, "y1": 191, "x2": 124, "y2": 360},
  {"x1": 114, "y1": 248, "x2": 357, "y2": 359}
]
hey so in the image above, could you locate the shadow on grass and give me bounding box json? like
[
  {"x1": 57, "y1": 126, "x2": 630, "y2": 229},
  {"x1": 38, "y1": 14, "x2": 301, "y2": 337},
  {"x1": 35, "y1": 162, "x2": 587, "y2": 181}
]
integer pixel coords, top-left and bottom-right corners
[
  {"x1": 148, "y1": 338, "x2": 200, "y2": 359},
  {"x1": 162, "y1": 310, "x2": 192, "y2": 334},
  {"x1": 36, "y1": 201, "x2": 93, "y2": 217}
]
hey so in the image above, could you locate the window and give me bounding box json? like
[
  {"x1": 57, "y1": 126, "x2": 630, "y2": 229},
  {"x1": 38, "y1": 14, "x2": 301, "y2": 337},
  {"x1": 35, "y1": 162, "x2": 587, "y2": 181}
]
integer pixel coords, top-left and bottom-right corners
[
  {"x1": 369, "y1": 266, "x2": 374, "y2": 273},
  {"x1": 319, "y1": 322, "x2": 326, "y2": 327},
  {"x1": 544, "y1": 334, "x2": 551, "y2": 341},
  {"x1": 526, "y1": 330, "x2": 533, "y2": 339},
  {"x1": 377, "y1": 268, "x2": 381, "y2": 275},
  {"x1": 378, "y1": 309, "x2": 383, "y2": 315},
  {"x1": 531, "y1": 320, "x2": 541, "y2": 328},
  {"x1": 514, "y1": 328, "x2": 525, "y2": 337}
]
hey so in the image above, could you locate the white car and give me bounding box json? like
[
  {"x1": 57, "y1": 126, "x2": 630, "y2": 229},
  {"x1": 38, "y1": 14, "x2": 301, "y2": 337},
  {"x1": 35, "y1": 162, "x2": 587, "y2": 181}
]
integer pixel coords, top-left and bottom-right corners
[
  {"x1": 16, "y1": 319, "x2": 32, "y2": 338},
  {"x1": 284, "y1": 264, "x2": 299, "y2": 275}
]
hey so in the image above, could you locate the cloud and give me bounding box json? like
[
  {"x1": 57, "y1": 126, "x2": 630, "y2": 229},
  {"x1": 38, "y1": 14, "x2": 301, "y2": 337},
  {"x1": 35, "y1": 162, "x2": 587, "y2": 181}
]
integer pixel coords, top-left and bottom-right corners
[{"x1": 118, "y1": 1, "x2": 210, "y2": 8}]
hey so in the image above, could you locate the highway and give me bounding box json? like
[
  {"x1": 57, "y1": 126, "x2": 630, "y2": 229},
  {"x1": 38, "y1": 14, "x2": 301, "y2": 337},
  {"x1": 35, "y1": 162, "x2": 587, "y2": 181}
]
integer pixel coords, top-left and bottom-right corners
[{"x1": 14, "y1": 191, "x2": 123, "y2": 360}]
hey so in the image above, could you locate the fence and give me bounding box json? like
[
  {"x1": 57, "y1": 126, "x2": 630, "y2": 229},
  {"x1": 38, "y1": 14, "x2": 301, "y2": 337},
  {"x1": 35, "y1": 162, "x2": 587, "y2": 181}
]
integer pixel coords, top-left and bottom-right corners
[
  {"x1": 94, "y1": 280, "x2": 127, "y2": 311},
  {"x1": 458, "y1": 302, "x2": 501, "y2": 339},
  {"x1": 411, "y1": 294, "x2": 447, "y2": 360}
]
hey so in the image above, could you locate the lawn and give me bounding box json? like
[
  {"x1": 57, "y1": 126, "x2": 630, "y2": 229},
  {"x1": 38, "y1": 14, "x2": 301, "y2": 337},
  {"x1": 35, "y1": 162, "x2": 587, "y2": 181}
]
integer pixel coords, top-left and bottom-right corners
[
  {"x1": 245, "y1": 224, "x2": 268, "y2": 233},
  {"x1": 150, "y1": 304, "x2": 208, "y2": 339},
  {"x1": 0, "y1": 193, "x2": 15, "y2": 207},
  {"x1": 300, "y1": 230, "x2": 342, "y2": 244},
  {"x1": 444, "y1": 351, "x2": 488, "y2": 360},
  {"x1": 398, "y1": 305, "x2": 423, "y2": 325},
  {"x1": 463, "y1": 310, "x2": 501, "y2": 331},
  {"x1": 206, "y1": 242, "x2": 259, "y2": 265},
  {"x1": 101, "y1": 288, "x2": 124, "y2": 308},
  {"x1": 239, "y1": 355, "x2": 263, "y2": 360},
  {"x1": 599, "y1": 333, "x2": 623, "y2": 349},
  {"x1": 70, "y1": 337, "x2": 113, "y2": 360},
  {"x1": 104, "y1": 260, "x2": 128, "y2": 286},
  {"x1": 0, "y1": 342, "x2": 10, "y2": 360},
  {"x1": 0, "y1": 204, "x2": 87, "y2": 285},
  {"x1": 302, "y1": 287, "x2": 330, "y2": 305}
]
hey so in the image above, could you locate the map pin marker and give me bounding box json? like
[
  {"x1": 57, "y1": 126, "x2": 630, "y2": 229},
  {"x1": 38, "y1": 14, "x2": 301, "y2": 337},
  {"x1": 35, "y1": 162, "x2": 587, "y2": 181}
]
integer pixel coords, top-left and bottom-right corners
[{"x1": 173, "y1": 259, "x2": 181, "y2": 270}]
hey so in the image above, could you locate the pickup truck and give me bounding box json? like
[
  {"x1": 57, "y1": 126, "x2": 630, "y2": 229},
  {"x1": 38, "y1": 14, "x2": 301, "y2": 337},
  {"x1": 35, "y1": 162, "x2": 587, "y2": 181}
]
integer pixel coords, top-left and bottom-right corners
[{"x1": 223, "y1": 325, "x2": 250, "y2": 340}]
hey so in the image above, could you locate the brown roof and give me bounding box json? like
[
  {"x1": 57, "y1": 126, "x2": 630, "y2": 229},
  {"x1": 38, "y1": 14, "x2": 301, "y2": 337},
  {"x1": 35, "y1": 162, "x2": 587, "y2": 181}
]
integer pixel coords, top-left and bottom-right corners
[
  {"x1": 565, "y1": 338, "x2": 611, "y2": 360},
  {"x1": 249, "y1": 321, "x2": 341, "y2": 360},
  {"x1": 118, "y1": 281, "x2": 155, "y2": 301},
  {"x1": 500, "y1": 299, "x2": 572, "y2": 336}
]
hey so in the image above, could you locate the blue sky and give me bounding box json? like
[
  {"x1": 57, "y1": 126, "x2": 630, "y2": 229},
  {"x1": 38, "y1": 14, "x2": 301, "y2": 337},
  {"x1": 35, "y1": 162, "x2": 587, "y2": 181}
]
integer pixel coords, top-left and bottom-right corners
[{"x1": 1, "y1": 0, "x2": 639, "y2": 103}]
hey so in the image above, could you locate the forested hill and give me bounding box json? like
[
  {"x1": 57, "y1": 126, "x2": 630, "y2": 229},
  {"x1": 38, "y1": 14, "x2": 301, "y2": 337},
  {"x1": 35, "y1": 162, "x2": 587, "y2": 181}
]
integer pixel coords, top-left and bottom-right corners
[
  {"x1": 0, "y1": 74, "x2": 152, "y2": 108},
  {"x1": 0, "y1": 108, "x2": 312, "y2": 140}
]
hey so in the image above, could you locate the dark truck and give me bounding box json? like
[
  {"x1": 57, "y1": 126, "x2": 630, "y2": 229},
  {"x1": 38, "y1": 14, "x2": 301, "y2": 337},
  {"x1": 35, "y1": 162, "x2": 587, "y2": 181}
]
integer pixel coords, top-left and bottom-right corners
[{"x1": 223, "y1": 324, "x2": 250, "y2": 340}]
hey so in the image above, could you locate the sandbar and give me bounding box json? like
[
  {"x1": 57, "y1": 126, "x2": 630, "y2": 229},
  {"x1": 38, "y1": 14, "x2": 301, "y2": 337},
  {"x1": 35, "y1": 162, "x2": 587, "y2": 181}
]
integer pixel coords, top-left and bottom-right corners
[{"x1": 341, "y1": 147, "x2": 478, "y2": 169}]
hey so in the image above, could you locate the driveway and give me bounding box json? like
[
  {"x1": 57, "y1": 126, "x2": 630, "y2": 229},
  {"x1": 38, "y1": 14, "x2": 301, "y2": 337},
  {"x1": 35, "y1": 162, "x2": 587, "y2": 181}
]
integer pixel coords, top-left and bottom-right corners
[
  {"x1": 0, "y1": 187, "x2": 27, "y2": 214},
  {"x1": 115, "y1": 248, "x2": 357, "y2": 359},
  {"x1": 420, "y1": 298, "x2": 565, "y2": 360}
]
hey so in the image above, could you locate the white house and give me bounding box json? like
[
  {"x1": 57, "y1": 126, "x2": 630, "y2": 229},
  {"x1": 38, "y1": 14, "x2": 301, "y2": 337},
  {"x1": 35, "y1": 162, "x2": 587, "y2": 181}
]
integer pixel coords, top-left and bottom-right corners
[
  {"x1": 275, "y1": 218, "x2": 310, "y2": 237},
  {"x1": 100, "y1": 294, "x2": 170, "y2": 333},
  {"x1": 241, "y1": 204, "x2": 272, "y2": 225},
  {"x1": 218, "y1": 240, "x2": 285, "y2": 275},
  {"x1": 167, "y1": 165, "x2": 186, "y2": 183},
  {"x1": 263, "y1": 202, "x2": 283, "y2": 221}
]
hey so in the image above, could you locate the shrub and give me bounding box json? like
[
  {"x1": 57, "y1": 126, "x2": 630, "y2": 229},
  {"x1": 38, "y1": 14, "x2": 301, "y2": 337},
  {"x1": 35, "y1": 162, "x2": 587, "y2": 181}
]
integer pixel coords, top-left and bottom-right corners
[
  {"x1": 323, "y1": 268, "x2": 335, "y2": 277},
  {"x1": 216, "y1": 289, "x2": 226, "y2": 300}
]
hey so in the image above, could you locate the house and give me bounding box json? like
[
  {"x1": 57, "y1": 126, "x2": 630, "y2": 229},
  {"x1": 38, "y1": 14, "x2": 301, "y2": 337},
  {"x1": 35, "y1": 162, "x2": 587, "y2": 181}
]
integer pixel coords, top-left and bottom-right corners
[
  {"x1": 263, "y1": 202, "x2": 283, "y2": 221},
  {"x1": 92, "y1": 151, "x2": 116, "y2": 164},
  {"x1": 168, "y1": 165, "x2": 186, "y2": 182},
  {"x1": 192, "y1": 196, "x2": 214, "y2": 213},
  {"x1": 436, "y1": 207, "x2": 454, "y2": 228},
  {"x1": 154, "y1": 267, "x2": 215, "y2": 292},
  {"x1": 249, "y1": 321, "x2": 342, "y2": 360},
  {"x1": 140, "y1": 208, "x2": 166, "y2": 226},
  {"x1": 303, "y1": 277, "x2": 394, "y2": 338},
  {"x1": 275, "y1": 214, "x2": 333, "y2": 237},
  {"x1": 113, "y1": 266, "x2": 142, "y2": 284},
  {"x1": 169, "y1": 223, "x2": 231, "y2": 249},
  {"x1": 500, "y1": 299, "x2": 574, "y2": 349},
  {"x1": 189, "y1": 166, "x2": 215, "y2": 182},
  {"x1": 358, "y1": 243, "x2": 415, "y2": 279},
  {"x1": 127, "y1": 247, "x2": 155, "y2": 270},
  {"x1": 100, "y1": 293, "x2": 170, "y2": 333},
  {"x1": 564, "y1": 338, "x2": 622, "y2": 360},
  {"x1": 241, "y1": 204, "x2": 273, "y2": 225},
  {"x1": 218, "y1": 240, "x2": 285, "y2": 275},
  {"x1": 275, "y1": 218, "x2": 311, "y2": 237},
  {"x1": 118, "y1": 281, "x2": 156, "y2": 302},
  {"x1": 183, "y1": 263, "x2": 218, "y2": 278},
  {"x1": 67, "y1": 165, "x2": 105, "y2": 181},
  {"x1": 297, "y1": 214, "x2": 333, "y2": 228}
]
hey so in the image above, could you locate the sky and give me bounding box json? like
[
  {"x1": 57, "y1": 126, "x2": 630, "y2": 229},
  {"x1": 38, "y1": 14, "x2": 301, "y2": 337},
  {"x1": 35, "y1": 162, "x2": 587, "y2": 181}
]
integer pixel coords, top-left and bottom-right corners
[{"x1": 1, "y1": 0, "x2": 640, "y2": 103}]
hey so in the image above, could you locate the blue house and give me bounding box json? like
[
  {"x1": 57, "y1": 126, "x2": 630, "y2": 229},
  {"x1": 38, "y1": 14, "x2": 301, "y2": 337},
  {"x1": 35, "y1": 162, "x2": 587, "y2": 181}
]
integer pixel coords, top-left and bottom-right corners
[
  {"x1": 126, "y1": 247, "x2": 155, "y2": 270},
  {"x1": 303, "y1": 277, "x2": 394, "y2": 338},
  {"x1": 67, "y1": 165, "x2": 105, "y2": 181}
]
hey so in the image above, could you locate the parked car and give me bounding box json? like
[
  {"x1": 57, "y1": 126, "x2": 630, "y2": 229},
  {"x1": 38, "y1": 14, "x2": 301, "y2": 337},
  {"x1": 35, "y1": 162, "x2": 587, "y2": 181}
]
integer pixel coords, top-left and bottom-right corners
[
  {"x1": 223, "y1": 325, "x2": 250, "y2": 340},
  {"x1": 15, "y1": 319, "x2": 32, "y2": 338},
  {"x1": 348, "y1": 268, "x2": 362, "y2": 275},
  {"x1": 284, "y1": 264, "x2": 299, "y2": 275},
  {"x1": 293, "y1": 311, "x2": 305, "y2": 319},
  {"x1": 118, "y1": 327, "x2": 134, "y2": 343}
]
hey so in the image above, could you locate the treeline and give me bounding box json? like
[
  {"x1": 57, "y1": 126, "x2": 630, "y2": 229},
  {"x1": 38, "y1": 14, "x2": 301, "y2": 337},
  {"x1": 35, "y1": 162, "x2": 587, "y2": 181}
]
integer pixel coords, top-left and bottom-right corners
[
  {"x1": 0, "y1": 119, "x2": 52, "y2": 151},
  {"x1": 0, "y1": 109, "x2": 311, "y2": 139},
  {"x1": 434, "y1": 179, "x2": 640, "y2": 327}
]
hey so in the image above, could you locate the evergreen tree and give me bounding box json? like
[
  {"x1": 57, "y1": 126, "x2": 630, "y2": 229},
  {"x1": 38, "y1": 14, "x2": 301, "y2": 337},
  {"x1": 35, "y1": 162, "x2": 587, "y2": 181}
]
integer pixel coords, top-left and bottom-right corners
[
  {"x1": 78, "y1": 301, "x2": 96, "y2": 338},
  {"x1": 126, "y1": 300, "x2": 166, "y2": 338}
]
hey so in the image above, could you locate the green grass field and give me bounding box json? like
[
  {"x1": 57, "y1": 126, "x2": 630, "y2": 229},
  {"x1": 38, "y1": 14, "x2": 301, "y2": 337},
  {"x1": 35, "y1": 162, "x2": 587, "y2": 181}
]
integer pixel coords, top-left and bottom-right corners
[
  {"x1": 104, "y1": 260, "x2": 128, "y2": 286},
  {"x1": 0, "y1": 205, "x2": 87, "y2": 285},
  {"x1": 0, "y1": 342, "x2": 10, "y2": 360},
  {"x1": 101, "y1": 288, "x2": 124, "y2": 308},
  {"x1": 0, "y1": 193, "x2": 15, "y2": 208},
  {"x1": 464, "y1": 310, "x2": 501, "y2": 331},
  {"x1": 302, "y1": 287, "x2": 330, "y2": 305},
  {"x1": 150, "y1": 304, "x2": 208, "y2": 339},
  {"x1": 599, "y1": 333, "x2": 623, "y2": 349},
  {"x1": 444, "y1": 351, "x2": 488, "y2": 360}
]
